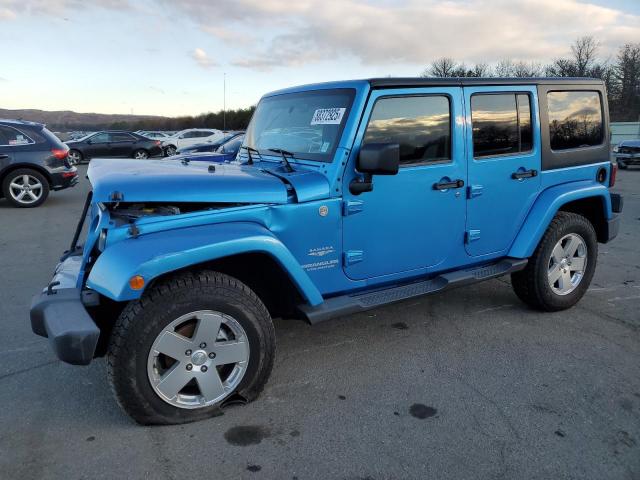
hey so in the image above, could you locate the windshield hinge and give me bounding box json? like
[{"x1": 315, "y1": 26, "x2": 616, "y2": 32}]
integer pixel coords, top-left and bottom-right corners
[{"x1": 342, "y1": 200, "x2": 364, "y2": 216}]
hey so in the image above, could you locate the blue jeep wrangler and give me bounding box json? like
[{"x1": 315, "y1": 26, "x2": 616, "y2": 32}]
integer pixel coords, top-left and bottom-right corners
[{"x1": 31, "y1": 78, "x2": 623, "y2": 424}]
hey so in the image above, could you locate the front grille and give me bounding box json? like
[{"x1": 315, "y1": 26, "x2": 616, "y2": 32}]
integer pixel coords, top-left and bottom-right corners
[{"x1": 620, "y1": 146, "x2": 640, "y2": 154}]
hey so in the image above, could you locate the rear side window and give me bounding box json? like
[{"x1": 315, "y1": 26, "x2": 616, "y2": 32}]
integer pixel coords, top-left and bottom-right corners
[
  {"x1": 363, "y1": 95, "x2": 451, "y2": 166},
  {"x1": 0, "y1": 126, "x2": 34, "y2": 146},
  {"x1": 471, "y1": 93, "x2": 532, "y2": 158},
  {"x1": 111, "y1": 133, "x2": 134, "y2": 141},
  {"x1": 547, "y1": 91, "x2": 602, "y2": 150}
]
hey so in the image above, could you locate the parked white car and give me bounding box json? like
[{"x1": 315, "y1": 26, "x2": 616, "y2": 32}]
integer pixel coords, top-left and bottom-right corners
[{"x1": 162, "y1": 129, "x2": 225, "y2": 156}]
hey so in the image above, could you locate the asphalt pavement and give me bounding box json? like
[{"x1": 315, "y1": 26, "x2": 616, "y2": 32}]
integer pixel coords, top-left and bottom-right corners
[{"x1": 0, "y1": 164, "x2": 638, "y2": 480}]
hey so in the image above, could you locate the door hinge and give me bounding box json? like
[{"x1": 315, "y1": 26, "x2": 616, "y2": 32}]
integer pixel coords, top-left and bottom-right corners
[
  {"x1": 342, "y1": 200, "x2": 364, "y2": 216},
  {"x1": 344, "y1": 250, "x2": 364, "y2": 266},
  {"x1": 467, "y1": 185, "x2": 483, "y2": 199},
  {"x1": 465, "y1": 230, "x2": 481, "y2": 243}
]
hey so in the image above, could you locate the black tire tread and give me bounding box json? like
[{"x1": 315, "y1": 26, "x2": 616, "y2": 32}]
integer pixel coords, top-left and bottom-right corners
[
  {"x1": 107, "y1": 270, "x2": 275, "y2": 425},
  {"x1": 511, "y1": 211, "x2": 597, "y2": 311}
]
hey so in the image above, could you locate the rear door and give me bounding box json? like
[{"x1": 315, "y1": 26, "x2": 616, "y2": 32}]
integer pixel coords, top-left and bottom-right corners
[
  {"x1": 342, "y1": 87, "x2": 467, "y2": 280},
  {"x1": 0, "y1": 126, "x2": 18, "y2": 167},
  {"x1": 110, "y1": 132, "x2": 136, "y2": 157},
  {"x1": 464, "y1": 86, "x2": 541, "y2": 257}
]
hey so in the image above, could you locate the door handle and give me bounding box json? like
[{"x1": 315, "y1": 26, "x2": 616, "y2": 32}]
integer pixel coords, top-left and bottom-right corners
[
  {"x1": 511, "y1": 169, "x2": 538, "y2": 180},
  {"x1": 433, "y1": 179, "x2": 464, "y2": 191}
]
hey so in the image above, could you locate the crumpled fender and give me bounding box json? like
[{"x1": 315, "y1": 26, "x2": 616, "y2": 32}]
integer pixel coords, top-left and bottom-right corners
[
  {"x1": 508, "y1": 180, "x2": 611, "y2": 258},
  {"x1": 86, "y1": 222, "x2": 323, "y2": 305}
]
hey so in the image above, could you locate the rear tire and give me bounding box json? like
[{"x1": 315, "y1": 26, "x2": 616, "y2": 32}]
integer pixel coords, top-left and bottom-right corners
[
  {"x1": 107, "y1": 270, "x2": 275, "y2": 425},
  {"x1": 165, "y1": 145, "x2": 177, "y2": 156},
  {"x1": 511, "y1": 212, "x2": 597, "y2": 311},
  {"x1": 2, "y1": 168, "x2": 49, "y2": 208}
]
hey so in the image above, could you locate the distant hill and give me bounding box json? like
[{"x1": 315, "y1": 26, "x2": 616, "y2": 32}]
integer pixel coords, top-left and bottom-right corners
[
  {"x1": 0, "y1": 108, "x2": 170, "y2": 131},
  {"x1": 0, "y1": 105, "x2": 256, "y2": 132}
]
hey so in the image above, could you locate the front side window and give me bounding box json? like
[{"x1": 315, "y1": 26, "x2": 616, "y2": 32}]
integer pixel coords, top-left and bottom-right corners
[
  {"x1": 471, "y1": 93, "x2": 532, "y2": 158},
  {"x1": 0, "y1": 126, "x2": 34, "y2": 146},
  {"x1": 363, "y1": 95, "x2": 451, "y2": 165},
  {"x1": 245, "y1": 88, "x2": 355, "y2": 162},
  {"x1": 547, "y1": 91, "x2": 602, "y2": 150}
]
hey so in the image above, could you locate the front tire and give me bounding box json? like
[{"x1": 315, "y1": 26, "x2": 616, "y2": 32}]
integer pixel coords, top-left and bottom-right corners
[
  {"x1": 107, "y1": 271, "x2": 275, "y2": 425},
  {"x1": 2, "y1": 168, "x2": 49, "y2": 208},
  {"x1": 511, "y1": 212, "x2": 597, "y2": 311},
  {"x1": 164, "y1": 145, "x2": 177, "y2": 156},
  {"x1": 133, "y1": 149, "x2": 149, "y2": 159},
  {"x1": 68, "y1": 149, "x2": 83, "y2": 165}
]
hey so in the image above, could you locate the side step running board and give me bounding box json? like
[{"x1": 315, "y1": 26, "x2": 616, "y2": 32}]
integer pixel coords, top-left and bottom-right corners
[{"x1": 299, "y1": 258, "x2": 528, "y2": 324}]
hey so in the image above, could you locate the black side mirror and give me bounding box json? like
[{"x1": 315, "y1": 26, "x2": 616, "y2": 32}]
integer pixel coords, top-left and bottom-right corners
[
  {"x1": 357, "y1": 143, "x2": 400, "y2": 175},
  {"x1": 350, "y1": 143, "x2": 399, "y2": 195}
]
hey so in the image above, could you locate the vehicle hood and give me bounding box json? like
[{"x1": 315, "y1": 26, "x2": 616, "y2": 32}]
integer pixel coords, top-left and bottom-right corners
[
  {"x1": 619, "y1": 140, "x2": 640, "y2": 148},
  {"x1": 87, "y1": 158, "x2": 290, "y2": 204}
]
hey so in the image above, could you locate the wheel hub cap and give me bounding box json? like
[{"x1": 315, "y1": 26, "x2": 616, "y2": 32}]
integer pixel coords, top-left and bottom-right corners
[
  {"x1": 191, "y1": 350, "x2": 207, "y2": 366},
  {"x1": 547, "y1": 233, "x2": 587, "y2": 296},
  {"x1": 147, "y1": 311, "x2": 250, "y2": 409}
]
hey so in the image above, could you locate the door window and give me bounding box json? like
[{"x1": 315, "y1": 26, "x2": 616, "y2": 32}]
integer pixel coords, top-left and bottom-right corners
[
  {"x1": 363, "y1": 96, "x2": 451, "y2": 166},
  {"x1": 90, "y1": 133, "x2": 111, "y2": 143},
  {"x1": 111, "y1": 133, "x2": 134, "y2": 142},
  {"x1": 547, "y1": 91, "x2": 602, "y2": 150},
  {"x1": 471, "y1": 93, "x2": 532, "y2": 158},
  {"x1": 0, "y1": 126, "x2": 34, "y2": 146}
]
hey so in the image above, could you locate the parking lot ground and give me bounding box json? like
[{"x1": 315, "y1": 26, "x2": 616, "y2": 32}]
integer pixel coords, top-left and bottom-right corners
[{"x1": 0, "y1": 165, "x2": 639, "y2": 480}]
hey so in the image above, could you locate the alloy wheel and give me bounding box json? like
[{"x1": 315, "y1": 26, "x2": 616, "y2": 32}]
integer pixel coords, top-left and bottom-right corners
[
  {"x1": 8, "y1": 174, "x2": 44, "y2": 205},
  {"x1": 134, "y1": 150, "x2": 149, "y2": 159},
  {"x1": 68, "y1": 151, "x2": 81, "y2": 165},
  {"x1": 547, "y1": 233, "x2": 588, "y2": 296},
  {"x1": 147, "y1": 310, "x2": 250, "y2": 409}
]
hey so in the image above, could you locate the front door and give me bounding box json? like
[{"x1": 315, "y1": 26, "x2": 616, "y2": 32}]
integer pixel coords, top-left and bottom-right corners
[
  {"x1": 463, "y1": 86, "x2": 542, "y2": 257},
  {"x1": 86, "y1": 132, "x2": 111, "y2": 157},
  {"x1": 342, "y1": 87, "x2": 467, "y2": 281}
]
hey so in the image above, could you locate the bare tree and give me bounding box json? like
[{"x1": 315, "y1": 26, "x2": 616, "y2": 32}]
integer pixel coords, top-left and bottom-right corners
[
  {"x1": 423, "y1": 58, "x2": 489, "y2": 77},
  {"x1": 612, "y1": 43, "x2": 640, "y2": 121},
  {"x1": 571, "y1": 36, "x2": 599, "y2": 76},
  {"x1": 425, "y1": 57, "x2": 458, "y2": 77},
  {"x1": 494, "y1": 59, "x2": 542, "y2": 77}
]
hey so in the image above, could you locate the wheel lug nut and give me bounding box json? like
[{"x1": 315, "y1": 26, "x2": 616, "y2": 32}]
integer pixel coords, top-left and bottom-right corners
[
  {"x1": 185, "y1": 349, "x2": 192, "y2": 356},
  {"x1": 199, "y1": 342, "x2": 206, "y2": 349},
  {"x1": 201, "y1": 366, "x2": 208, "y2": 372},
  {"x1": 208, "y1": 352, "x2": 216, "y2": 359},
  {"x1": 186, "y1": 364, "x2": 193, "y2": 371}
]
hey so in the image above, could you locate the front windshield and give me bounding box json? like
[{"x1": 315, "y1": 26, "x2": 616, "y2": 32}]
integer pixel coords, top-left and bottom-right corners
[{"x1": 245, "y1": 88, "x2": 355, "y2": 162}]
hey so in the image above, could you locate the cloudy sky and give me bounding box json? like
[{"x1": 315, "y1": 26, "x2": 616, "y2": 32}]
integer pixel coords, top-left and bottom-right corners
[{"x1": 0, "y1": 0, "x2": 639, "y2": 117}]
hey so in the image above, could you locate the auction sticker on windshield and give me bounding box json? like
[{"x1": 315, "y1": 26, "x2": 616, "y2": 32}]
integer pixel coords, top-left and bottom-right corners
[{"x1": 311, "y1": 108, "x2": 346, "y2": 125}]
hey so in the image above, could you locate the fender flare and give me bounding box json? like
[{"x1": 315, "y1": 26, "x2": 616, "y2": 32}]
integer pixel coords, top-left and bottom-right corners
[
  {"x1": 86, "y1": 222, "x2": 324, "y2": 306},
  {"x1": 508, "y1": 180, "x2": 611, "y2": 258}
]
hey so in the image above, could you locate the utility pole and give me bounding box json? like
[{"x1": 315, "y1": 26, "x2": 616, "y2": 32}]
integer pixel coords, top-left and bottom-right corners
[{"x1": 223, "y1": 73, "x2": 226, "y2": 132}]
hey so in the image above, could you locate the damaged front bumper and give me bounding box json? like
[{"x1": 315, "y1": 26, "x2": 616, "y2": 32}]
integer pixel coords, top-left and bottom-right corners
[{"x1": 30, "y1": 255, "x2": 99, "y2": 365}]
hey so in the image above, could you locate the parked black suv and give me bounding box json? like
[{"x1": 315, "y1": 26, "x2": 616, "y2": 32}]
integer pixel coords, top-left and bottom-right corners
[
  {"x1": 66, "y1": 131, "x2": 163, "y2": 164},
  {"x1": 0, "y1": 119, "x2": 78, "y2": 208}
]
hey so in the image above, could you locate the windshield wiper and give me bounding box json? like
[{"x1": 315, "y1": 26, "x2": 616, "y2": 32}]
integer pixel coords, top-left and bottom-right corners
[
  {"x1": 240, "y1": 145, "x2": 261, "y2": 165},
  {"x1": 267, "y1": 148, "x2": 295, "y2": 173}
]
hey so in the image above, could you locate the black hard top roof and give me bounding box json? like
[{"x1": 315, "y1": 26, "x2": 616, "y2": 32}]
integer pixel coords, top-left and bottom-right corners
[{"x1": 368, "y1": 77, "x2": 604, "y2": 89}]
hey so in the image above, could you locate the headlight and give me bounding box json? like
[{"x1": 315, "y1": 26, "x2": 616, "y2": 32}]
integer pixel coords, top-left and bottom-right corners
[
  {"x1": 613, "y1": 146, "x2": 619, "y2": 153},
  {"x1": 98, "y1": 229, "x2": 107, "y2": 251}
]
